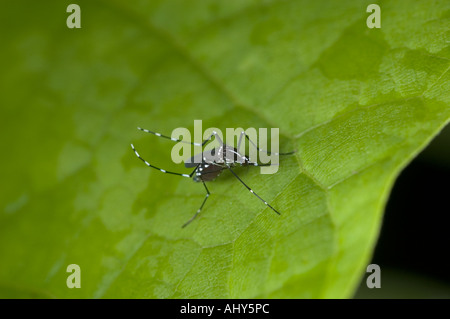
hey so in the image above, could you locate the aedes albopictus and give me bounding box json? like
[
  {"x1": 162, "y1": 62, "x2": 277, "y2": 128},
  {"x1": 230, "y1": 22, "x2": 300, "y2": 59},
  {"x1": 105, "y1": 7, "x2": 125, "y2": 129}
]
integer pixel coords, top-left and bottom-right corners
[{"x1": 131, "y1": 127, "x2": 295, "y2": 227}]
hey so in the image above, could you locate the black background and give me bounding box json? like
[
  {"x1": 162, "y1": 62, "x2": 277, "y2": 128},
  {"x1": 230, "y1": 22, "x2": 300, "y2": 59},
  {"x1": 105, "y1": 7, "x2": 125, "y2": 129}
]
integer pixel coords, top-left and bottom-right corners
[{"x1": 356, "y1": 124, "x2": 450, "y2": 298}]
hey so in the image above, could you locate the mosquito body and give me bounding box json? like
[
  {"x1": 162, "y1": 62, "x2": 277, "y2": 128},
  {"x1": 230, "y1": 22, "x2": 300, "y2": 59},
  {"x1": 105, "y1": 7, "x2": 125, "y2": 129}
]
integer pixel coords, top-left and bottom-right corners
[
  {"x1": 185, "y1": 143, "x2": 249, "y2": 182},
  {"x1": 131, "y1": 126, "x2": 294, "y2": 228}
]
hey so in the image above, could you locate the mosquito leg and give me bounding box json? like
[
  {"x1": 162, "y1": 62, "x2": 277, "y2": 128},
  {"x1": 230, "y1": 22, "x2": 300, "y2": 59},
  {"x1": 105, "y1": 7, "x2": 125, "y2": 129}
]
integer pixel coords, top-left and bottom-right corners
[
  {"x1": 131, "y1": 144, "x2": 197, "y2": 178},
  {"x1": 182, "y1": 181, "x2": 210, "y2": 228},
  {"x1": 237, "y1": 131, "x2": 245, "y2": 153},
  {"x1": 137, "y1": 127, "x2": 204, "y2": 146},
  {"x1": 226, "y1": 165, "x2": 280, "y2": 215},
  {"x1": 244, "y1": 133, "x2": 296, "y2": 156},
  {"x1": 137, "y1": 127, "x2": 223, "y2": 148},
  {"x1": 247, "y1": 163, "x2": 279, "y2": 167}
]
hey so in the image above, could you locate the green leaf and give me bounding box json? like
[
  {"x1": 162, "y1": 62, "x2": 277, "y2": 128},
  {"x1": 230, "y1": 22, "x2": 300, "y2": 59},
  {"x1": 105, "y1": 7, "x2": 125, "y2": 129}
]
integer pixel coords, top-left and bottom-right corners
[{"x1": 0, "y1": 0, "x2": 449, "y2": 298}]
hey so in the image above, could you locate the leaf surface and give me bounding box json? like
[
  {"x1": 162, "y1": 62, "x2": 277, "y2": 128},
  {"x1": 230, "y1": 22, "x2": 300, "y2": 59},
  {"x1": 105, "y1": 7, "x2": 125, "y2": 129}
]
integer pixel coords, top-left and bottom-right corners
[{"x1": 0, "y1": 0, "x2": 449, "y2": 298}]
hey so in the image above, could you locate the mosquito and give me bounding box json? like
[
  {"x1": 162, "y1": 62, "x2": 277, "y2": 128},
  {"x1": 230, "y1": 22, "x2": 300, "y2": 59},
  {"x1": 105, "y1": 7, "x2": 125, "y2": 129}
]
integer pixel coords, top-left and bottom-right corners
[{"x1": 131, "y1": 126, "x2": 295, "y2": 228}]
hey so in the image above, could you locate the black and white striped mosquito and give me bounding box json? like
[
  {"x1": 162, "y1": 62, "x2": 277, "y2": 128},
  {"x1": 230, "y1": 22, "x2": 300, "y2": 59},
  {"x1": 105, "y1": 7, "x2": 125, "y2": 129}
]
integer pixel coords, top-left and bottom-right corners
[{"x1": 131, "y1": 126, "x2": 295, "y2": 228}]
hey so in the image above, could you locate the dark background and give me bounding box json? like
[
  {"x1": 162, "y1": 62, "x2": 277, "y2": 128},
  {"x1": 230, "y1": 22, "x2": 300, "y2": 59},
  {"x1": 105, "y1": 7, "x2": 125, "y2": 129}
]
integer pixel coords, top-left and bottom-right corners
[{"x1": 356, "y1": 123, "x2": 450, "y2": 298}]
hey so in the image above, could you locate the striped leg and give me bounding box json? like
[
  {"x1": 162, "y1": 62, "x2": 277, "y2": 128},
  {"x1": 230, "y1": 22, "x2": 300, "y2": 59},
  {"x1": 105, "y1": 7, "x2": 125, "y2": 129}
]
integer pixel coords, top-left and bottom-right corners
[
  {"x1": 131, "y1": 144, "x2": 197, "y2": 178},
  {"x1": 242, "y1": 132, "x2": 296, "y2": 156},
  {"x1": 247, "y1": 163, "x2": 279, "y2": 167},
  {"x1": 182, "y1": 181, "x2": 210, "y2": 228},
  {"x1": 227, "y1": 165, "x2": 280, "y2": 215},
  {"x1": 137, "y1": 127, "x2": 220, "y2": 147}
]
